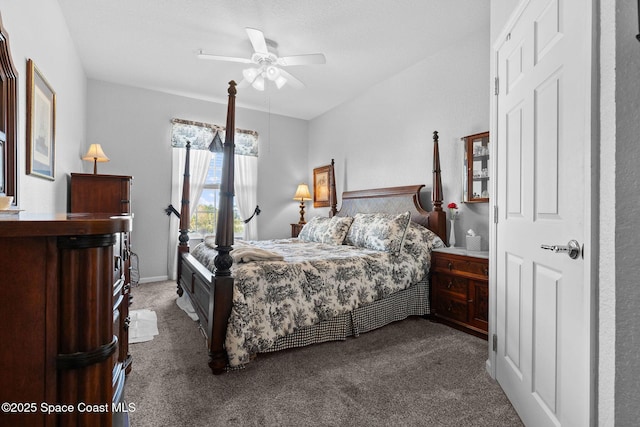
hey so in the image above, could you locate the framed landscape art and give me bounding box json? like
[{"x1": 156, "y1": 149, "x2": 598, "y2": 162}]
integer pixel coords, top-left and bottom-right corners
[
  {"x1": 313, "y1": 164, "x2": 331, "y2": 208},
  {"x1": 26, "y1": 59, "x2": 56, "y2": 180}
]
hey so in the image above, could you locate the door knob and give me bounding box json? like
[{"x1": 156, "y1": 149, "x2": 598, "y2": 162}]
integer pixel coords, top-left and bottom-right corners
[{"x1": 541, "y1": 239, "x2": 581, "y2": 259}]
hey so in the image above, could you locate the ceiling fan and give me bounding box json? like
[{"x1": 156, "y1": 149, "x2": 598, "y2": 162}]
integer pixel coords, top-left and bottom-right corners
[{"x1": 197, "y1": 28, "x2": 326, "y2": 91}]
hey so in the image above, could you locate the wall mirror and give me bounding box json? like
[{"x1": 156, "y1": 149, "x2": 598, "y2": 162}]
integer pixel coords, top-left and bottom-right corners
[
  {"x1": 462, "y1": 131, "x2": 490, "y2": 203},
  {"x1": 0, "y1": 13, "x2": 18, "y2": 205}
]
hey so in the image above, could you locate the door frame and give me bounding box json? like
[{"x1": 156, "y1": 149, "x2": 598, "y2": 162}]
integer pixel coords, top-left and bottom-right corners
[{"x1": 487, "y1": 0, "x2": 598, "y2": 422}]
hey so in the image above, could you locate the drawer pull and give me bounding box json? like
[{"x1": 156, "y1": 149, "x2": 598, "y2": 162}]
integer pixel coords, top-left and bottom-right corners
[
  {"x1": 484, "y1": 267, "x2": 489, "y2": 276},
  {"x1": 448, "y1": 261, "x2": 453, "y2": 271},
  {"x1": 447, "y1": 281, "x2": 453, "y2": 289},
  {"x1": 57, "y1": 336, "x2": 118, "y2": 370},
  {"x1": 447, "y1": 303, "x2": 452, "y2": 312}
]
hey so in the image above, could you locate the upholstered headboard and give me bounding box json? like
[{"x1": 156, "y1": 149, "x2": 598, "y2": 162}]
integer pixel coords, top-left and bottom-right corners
[{"x1": 335, "y1": 185, "x2": 447, "y2": 243}]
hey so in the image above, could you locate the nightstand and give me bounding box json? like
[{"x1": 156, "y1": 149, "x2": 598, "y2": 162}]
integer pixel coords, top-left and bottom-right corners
[
  {"x1": 291, "y1": 223, "x2": 304, "y2": 238},
  {"x1": 430, "y1": 247, "x2": 489, "y2": 339}
]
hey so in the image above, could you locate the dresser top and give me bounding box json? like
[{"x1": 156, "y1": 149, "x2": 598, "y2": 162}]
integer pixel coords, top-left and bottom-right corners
[
  {"x1": 0, "y1": 213, "x2": 132, "y2": 237},
  {"x1": 433, "y1": 246, "x2": 489, "y2": 259},
  {"x1": 71, "y1": 173, "x2": 133, "y2": 180}
]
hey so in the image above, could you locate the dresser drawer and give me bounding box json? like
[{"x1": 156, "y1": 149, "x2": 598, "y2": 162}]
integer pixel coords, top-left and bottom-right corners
[
  {"x1": 432, "y1": 291, "x2": 468, "y2": 323},
  {"x1": 433, "y1": 254, "x2": 488, "y2": 277},
  {"x1": 431, "y1": 273, "x2": 468, "y2": 298}
]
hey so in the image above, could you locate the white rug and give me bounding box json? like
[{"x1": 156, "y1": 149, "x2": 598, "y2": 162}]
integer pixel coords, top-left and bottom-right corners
[{"x1": 129, "y1": 309, "x2": 159, "y2": 343}]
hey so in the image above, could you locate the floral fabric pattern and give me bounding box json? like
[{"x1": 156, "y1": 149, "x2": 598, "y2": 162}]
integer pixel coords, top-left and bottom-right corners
[
  {"x1": 344, "y1": 211, "x2": 411, "y2": 255},
  {"x1": 298, "y1": 216, "x2": 353, "y2": 245},
  {"x1": 298, "y1": 216, "x2": 330, "y2": 242},
  {"x1": 190, "y1": 222, "x2": 443, "y2": 368}
]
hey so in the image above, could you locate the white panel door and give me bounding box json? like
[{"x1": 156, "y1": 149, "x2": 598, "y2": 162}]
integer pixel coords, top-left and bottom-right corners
[{"x1": 494, "y1": 0, "x2": 592, "y2": 425}]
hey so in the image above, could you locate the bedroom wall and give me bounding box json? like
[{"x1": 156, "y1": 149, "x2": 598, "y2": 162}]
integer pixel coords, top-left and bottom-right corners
[
  {"x1": 610, "y1": 1, "x2": 640, "y2": 425},
  {"x1": 0, "y1": 0, "x2": 87, "y2": 213},
  {"x1": 307, "y1": 28, "x2": 491, "y2": 250},
  {"x1": 86, "y1": 80, "x2": 308, "y2": 282}
]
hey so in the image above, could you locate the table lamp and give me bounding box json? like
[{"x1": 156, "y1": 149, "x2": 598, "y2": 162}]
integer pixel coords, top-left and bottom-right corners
[
  {"x1": 293, "y1": 184, "x2": 312, "y2": 224},
  {"x1": 82, "y1": 144, "x2": 110, "y2": 174}
]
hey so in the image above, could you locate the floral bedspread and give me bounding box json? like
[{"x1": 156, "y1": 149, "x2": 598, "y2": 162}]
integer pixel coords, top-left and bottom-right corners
[{"x1": 190, "y1": 223, "x2": 442, "y2": 367}]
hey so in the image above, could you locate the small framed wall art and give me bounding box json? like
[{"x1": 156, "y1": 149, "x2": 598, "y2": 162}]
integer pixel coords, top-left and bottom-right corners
[
  {"x1": 313, "y1": 164, "x2": 331, "y2": 208},
  {"x1": 26, "y1": 59, "x2": 56, "y2": 180}
]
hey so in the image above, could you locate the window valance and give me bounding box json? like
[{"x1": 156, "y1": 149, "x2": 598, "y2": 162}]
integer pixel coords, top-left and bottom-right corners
[{"x1": 170, "y1": 118, "x2": 258, "y2": 157}]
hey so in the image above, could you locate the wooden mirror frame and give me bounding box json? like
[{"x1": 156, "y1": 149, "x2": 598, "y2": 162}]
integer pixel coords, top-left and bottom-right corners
[{"x1": 0, "y1": 13, "x2": 18, "y2": 205}]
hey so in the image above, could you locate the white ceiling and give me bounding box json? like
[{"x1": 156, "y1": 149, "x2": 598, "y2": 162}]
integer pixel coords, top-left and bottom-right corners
[{"x1": 57, "y1": 0, "x2": 489, "y2": 120}]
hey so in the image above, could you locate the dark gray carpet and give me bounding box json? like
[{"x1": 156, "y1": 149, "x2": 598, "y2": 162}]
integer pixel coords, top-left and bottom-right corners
[{"x1": 126, "y1": 281, "x2": 523, "y2": 427}]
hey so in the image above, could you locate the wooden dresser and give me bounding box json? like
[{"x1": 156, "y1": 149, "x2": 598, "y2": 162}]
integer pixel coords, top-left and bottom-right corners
[
  {"x1": 0, "y1": 214, "x2": 132, "y2": 426},
  {"x1": 70, "y1": 173, "x2": 133, "y2": 375},
  {"x1": 430, "y1": 247, "x2": 489, "y2": 339}
]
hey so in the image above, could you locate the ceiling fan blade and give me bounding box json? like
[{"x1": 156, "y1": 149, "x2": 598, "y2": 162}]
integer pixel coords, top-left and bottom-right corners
[
  {"x1": 197, "y1": 50, "x2": 253, "y2": 64},
  {"x1": 278, "y1": 68, "x2": 305, "y2": 89},
  {"x1": 278, "y1": 53, "x2": 326, "y2": 66},
  {"x1": 246, "y1": 28, "x2": 268, "y2": 54}
]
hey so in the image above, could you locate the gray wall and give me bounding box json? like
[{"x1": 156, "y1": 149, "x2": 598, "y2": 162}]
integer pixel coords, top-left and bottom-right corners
[
  {"x1": 86, "y1": 80, "x2": 308, "y2": 281},
  {"x1": 307, "y1": 28, "x2": 491, "y2": 249},
  {"x1": 612, "y1": 1, "x2": 640, "y2": 425},
  {"x1": 0, "y1": 0, "x2": 87, "y2": 213}
]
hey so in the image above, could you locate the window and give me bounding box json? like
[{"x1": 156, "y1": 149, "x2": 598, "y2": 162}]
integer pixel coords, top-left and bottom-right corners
[
  {"x1": 190, "y1": 154, "x2": 245, "y2": 238},
  {"x1": 170, "y1": 117, "x2": 259, "y2": 243}
]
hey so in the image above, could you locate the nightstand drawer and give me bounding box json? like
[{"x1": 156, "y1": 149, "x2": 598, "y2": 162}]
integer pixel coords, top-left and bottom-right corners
[
  {"x1": 430, "y1": 249, "x2": 488, "y2": 339},
  {"x1": 291, "y1": 223, "x2": 304, "y2": 238},
  {"x1": 433, "y1": 255, "x2": 488, "y2": 277},
  {"x1": 431, "y1": 273, "x2": 468, "y2": 298},
  {"x1": 432, "y1": 292, "x2": 468, "y2": 323}
]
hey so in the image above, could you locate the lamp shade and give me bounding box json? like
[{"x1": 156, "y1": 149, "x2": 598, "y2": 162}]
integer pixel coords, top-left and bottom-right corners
[
  {"x1": 82, "y1": 144, "x2": 110, "y2": 174},
  {"x1": 82, "y1": 144, "x2": 110, "y2": 162},
  {"x1": 293, "y1": 184, "x2": 312, "y2": 201}
]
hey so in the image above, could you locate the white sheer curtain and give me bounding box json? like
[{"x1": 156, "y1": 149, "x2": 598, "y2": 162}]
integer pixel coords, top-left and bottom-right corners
[
  {"x1": 234, "y1": 154, "x2": 259, "y2": 240},
  {"x1": 167, "y1": 147, "x2": 213, "y2": 280}
]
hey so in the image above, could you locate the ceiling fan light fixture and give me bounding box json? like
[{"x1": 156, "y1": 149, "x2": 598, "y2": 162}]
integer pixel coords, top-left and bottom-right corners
[
  {"x1": 242, "y1": 67, "x2": 260, "y2": 83},
  {"x1": 275, "y1": 75, "x2": 287, "y2": 89},
  {"x1": 265, "y1": 65, "x2": 280, "y2": 81},
  {"x1": 252, "y1": 74, "x2": 265, "y2": 91},
  {"x1": 198, "y1": 28, "x2": 325, "y2": 91}
]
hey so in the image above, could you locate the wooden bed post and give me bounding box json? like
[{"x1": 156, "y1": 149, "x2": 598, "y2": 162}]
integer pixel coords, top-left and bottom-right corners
[
  {"x1": 176, "y1": 141, "x2": 191, "y2": 295},
  {"x1": 329, "y1": 158, "x2": 338, "y2": 217},
  {"x1": 431, "y1": 131, "x2": 447, "y2": 245},
  {"x1": 208, "y1": 81, "x2": 237, "y2": 374}
]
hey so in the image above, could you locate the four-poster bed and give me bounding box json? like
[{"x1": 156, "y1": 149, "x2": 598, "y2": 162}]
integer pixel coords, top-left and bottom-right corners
[{"x1": 176, "y1": 81, "x2": 448, "y2": 374}]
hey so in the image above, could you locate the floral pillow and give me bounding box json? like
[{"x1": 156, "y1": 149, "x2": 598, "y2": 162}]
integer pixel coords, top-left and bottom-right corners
[
  {"x1": 401, "y1": 222, "x2": 445, "y2": 260},
  {"x1": 298, "y1": 217, "x2": 331, "y2": 242},
  {"x1": 322, "y1": 216, "x2": 354, "y2": 245},
  {"x1": 299, "y1": 216, "x2": 354, "y2": 245},
  {"x1": 344, "y1": 211, "x2": 411, "y2": 255}
]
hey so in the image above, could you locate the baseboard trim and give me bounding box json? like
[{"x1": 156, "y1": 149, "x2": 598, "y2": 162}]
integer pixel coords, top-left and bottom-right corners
[{"x1": 139, "y1": 275, "x2": 169, "y2": 284}]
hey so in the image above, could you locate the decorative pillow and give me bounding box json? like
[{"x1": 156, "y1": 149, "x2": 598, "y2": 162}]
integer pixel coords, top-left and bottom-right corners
[
  {"x1": 321, "y1": 216, "x2": 354, "y2": 245},
  {"x1": 298, "y1": 216, "x2": 331, "y2": 242},
  {"x1": 401, "y1": 222, "x2": 445, "y2": 259},
  {"x1": 344, "y1": 211, "x2": 411, "y2": 255},
  {"x1": 298, "y1": 216, "x2": 354, "y2": 245}
]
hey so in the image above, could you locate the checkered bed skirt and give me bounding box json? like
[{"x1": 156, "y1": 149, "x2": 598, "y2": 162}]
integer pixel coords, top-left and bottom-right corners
[{"x1": 263, "y1": 279, "x2": 430, "y2": 353}]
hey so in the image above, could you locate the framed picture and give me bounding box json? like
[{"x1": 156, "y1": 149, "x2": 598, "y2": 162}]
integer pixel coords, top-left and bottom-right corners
[
  {"x1": 313, "y1": 164, "x2": 331, "y2": 208},
  {"x1": 26, "y1": 59, "x2": 56, "y2": 180}
]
